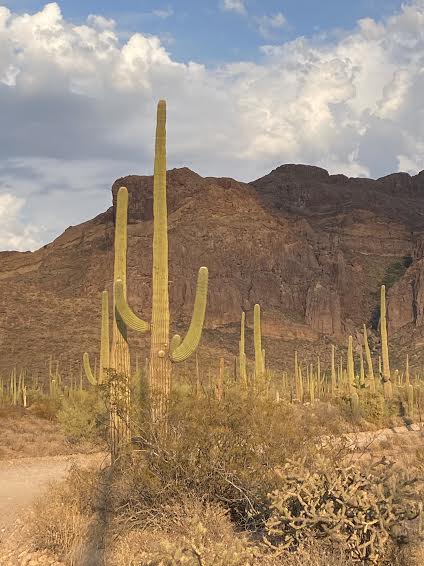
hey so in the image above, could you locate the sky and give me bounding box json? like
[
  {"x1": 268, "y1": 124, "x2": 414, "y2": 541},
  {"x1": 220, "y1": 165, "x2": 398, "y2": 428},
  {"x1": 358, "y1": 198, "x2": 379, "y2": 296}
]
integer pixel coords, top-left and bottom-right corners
[{"x1": 0, "y1": 0, "x2": 423, "y2": 251}]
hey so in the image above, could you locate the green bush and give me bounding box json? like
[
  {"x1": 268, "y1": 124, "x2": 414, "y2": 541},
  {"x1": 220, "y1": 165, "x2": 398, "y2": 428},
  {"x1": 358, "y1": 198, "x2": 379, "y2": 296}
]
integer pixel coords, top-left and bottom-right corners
[
  {"x1": 57, "y1": 389, "x2": 107, "y2": 443},
  {"x1": 110, "y1": 389, "x2": 347, "y2": 530}
]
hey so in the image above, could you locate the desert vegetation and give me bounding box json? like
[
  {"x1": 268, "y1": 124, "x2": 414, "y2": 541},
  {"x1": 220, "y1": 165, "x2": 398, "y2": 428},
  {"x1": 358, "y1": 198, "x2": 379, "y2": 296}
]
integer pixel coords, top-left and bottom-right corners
[{"x1": 1, "y1": 99, "x2": 424, "y2": 565}]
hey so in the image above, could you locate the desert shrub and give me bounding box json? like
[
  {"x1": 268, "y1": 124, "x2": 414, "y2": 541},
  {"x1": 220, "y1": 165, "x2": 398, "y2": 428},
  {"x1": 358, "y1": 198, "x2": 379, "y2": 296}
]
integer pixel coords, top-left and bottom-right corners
[
  {"x1": 30, "y1": 466, "x2": 101, "y2": 561},
  {"x1": 110, "y1": 389, "x2": 348, "y2": 531},
  {"x1": 29, "y1": 394, "x2": 62, "y2": 420},
  {"x1": 265, "y1": 457, "x2": 423, "y2": 564},
  {"x1": 108, "y1": 498, "x2": 261, "y2": 565},
  {"x1": 57, "y1": 389, "x2": 107, "y2": 443},
  {"x1": 358, "y1": 390, "x2": 387, "y2": 425}
]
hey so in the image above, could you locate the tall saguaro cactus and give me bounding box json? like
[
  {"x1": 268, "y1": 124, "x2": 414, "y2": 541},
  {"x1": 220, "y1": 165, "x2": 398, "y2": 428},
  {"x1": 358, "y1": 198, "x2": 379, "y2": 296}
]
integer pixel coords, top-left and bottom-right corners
[
  {"x1": 115, "y1": 100, "x2": 208, "y2": 429},
  {"x1": 380, "y1": 285, "x2": 393, "y2": 399}
]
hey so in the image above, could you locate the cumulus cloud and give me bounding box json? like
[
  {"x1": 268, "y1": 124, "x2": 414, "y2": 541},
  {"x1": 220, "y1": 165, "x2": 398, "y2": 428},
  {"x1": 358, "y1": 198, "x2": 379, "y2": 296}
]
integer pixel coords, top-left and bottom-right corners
[
  {"x1": 254, "y1": 12, "x2": 287, "y2": 39},
  {"x1": 0, "y1": 1, "x2": 424, "y2": 250},
  {"x1": 0, "y1": 192, "x2": 45, "y2": 250},
  {"x1": 221, "y1": 0, "x2": 247, "y2": 16}
]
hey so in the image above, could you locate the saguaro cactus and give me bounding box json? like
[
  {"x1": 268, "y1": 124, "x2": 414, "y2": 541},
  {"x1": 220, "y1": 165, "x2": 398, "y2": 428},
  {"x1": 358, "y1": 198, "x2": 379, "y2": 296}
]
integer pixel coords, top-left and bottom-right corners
[
  {"x1": 363, "y1": 324, "x2": 375, "y2": 393},
  {"x1": 253, "y1": 304, "x2": 264, "y2": 387},
  {"x1": 239, "y1": 311, "x2": 248, "y2": 387},
  {"x1": 115, "y1": 100, "x2": 208, "y2": 429},
  {"x1": 331, "y1": 345, "x2": 336, "y2": 396},
  {"x1": 405, "y1": 354, "x2": 414, "y2": 417},
  {"x1": 380, "y1": 285, "x2": 393, "y2": 399},
  {"x1": 348, "y1": 335, "x2": 359, "y2": 414},
  {"x1": 83, "y1": 291, "x2": 110, "y2": 386}
]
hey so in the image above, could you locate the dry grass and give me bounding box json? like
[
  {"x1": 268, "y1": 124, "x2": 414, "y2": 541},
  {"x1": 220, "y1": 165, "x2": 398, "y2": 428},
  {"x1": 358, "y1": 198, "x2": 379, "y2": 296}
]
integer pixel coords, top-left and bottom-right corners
[
  {"x1": 29, "y1": 466, "x2": 102, "y2": 564},
  {"x1": 24, "y1": 391, "x2": 424, "y2": 565},
  {"x1": 0, "y1": 409, "x2": 102, "y2": 459}
]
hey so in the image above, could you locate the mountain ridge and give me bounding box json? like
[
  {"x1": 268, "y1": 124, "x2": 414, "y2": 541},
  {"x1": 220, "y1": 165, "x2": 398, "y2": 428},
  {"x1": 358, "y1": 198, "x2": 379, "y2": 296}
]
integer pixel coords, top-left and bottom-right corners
[{"x1": 1, "y1": 163, "x2": 424, "y2": 379}]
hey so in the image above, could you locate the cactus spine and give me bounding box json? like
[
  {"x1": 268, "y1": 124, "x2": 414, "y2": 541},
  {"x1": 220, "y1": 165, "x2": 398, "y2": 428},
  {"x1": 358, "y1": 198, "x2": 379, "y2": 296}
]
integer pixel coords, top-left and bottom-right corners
[
  {"x1": 83, "y1": 290, "x2": 110, "y2": 386},
  {"x1": 115, "y1": 100, "x2": 208, "y2": 430},
  {"x1": 380, "y1": 285, "x2": 393, "y2": 399}
]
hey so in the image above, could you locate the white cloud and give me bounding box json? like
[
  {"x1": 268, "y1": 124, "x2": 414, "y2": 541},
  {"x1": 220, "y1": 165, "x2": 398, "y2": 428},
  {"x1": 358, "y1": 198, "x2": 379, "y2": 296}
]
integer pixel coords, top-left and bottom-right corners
[
  {"x1": 152, "y1": 7, "x2": 174, "y2": 19},
  {"x1": 0, "y1": 193, "x2": 45, "y2": 250},
  {"x1": 1, "y1": 2, "x2": 424, "y2": 250},
  {"x1": 86, "y1": 14, "x2": 116, "y2": 31},
  {"x1": 254, "y1": 12, "x2": 287, "y2": 39},
  {"x1": 221, "y1": 0, "x2": 247, "y2": 16}
]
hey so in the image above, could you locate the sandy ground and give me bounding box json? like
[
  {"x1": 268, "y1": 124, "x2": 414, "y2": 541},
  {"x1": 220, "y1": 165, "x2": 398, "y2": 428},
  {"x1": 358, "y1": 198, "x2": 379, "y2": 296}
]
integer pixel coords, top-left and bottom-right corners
[
  {"x1": 0, "y1": 451, "x2": 109, "y2": 565},
  {"x1": 0, "y1": 452, "x2": 108, "y2": 536},
  {"x1": 0, "y1": 425, "x2": 421, "y2": 564}
]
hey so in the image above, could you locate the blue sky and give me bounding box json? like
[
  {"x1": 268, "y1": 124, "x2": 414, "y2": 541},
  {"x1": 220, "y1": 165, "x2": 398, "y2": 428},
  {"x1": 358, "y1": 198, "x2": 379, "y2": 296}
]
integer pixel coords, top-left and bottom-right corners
[
  {"x1": 2, "y1": 0, "x2": 404, "y2": 65},
  {"x1": 0, "y1": 1, "x2": 423, "y2": 250}
]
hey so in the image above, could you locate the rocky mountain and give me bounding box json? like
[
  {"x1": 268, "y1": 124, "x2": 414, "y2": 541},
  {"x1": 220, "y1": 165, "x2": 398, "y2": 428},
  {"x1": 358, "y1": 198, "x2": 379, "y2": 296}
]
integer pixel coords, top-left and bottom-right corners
[{"x1": 1, "y1": 164, "x2": 424, "y2": 381}]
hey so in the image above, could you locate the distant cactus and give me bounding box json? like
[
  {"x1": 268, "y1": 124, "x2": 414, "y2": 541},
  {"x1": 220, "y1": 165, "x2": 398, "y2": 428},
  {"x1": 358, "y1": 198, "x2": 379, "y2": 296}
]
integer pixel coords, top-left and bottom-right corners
[
  {"x1": 331, "y1": 345, "x2": 336, "y2": 396},
  {"x1": 114, "y1": 100, "x2": 208, "y2": 429},
  {"x1": 405, "y1": 354, "x2": 414, "y2": 417},
  {"x1": 348, "y1": 335, "x2": 359, "y2": 414},
  {"x1": 239, "y1": 311, "x2": 248, "y2": 387},
  {"x1": 253, "y1": 304, "x2": 264, "y2": 387},
  {"x1": 294, "y1": 351, "x2": 303, "y2": 402},
  {"x1": 380, "y1": 285, "x2": 393, "y2": 399},
  {"x1": 363, "y1": 324, "x2": 375, "y2": 393}
]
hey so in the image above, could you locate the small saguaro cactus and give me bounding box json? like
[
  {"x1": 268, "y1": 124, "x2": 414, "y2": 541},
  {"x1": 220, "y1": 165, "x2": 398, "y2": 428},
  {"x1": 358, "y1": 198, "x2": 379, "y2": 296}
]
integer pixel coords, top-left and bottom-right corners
[
  {"x1": 331, "y1": 344, "x2": 337, "y2": 396},
  {"x1": 83, "y1": 290, "x2": 110, "y2": 386},
  {"x1": 294, "y1": 350, "x2": 303, "y2": 402},
  {"x1": 405, "y1": 354, "x2": 414, "y2": 417},
  {"x1": 363, "y1": 324, "x2": 375, "y2": 393},
  {"x1": 348, "y1": 335, "x2": 359, "y2": 414},
  {"x1": 380, "y1": 285, "x2": 393, "y2": 399},
  {"x1": 115, "y1": 100, "x2": 208, "y2": 429},
  {"x1": 253, "y1": 304, "x2": 264, "y2": 387},
  {"x1": 239, "y1": 311, "x2": 248, "y2": 387}
]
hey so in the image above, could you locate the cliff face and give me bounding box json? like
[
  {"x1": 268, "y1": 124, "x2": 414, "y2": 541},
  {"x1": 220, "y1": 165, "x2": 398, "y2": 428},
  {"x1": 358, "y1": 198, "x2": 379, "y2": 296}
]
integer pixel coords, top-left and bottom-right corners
[{"x1": 1, "y1": 164, "x2": 424, "y2": 378}]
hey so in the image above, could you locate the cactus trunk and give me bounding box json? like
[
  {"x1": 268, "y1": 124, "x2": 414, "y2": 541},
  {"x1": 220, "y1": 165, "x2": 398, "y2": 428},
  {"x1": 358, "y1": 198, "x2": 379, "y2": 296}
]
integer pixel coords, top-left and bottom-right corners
[
  {"x1": 111, "y1": 186, "x2": 131, "y2": 460},
  {"x1": 380, "y1": 285, "x2": 393, "y2": 399},
  {"x1": 149, "y1": 100, "x2": 171, "y2": 428}
]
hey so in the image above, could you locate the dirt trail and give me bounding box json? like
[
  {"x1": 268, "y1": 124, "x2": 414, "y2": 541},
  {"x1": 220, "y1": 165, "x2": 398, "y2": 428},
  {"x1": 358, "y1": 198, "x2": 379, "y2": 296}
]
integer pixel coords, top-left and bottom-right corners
[{"x1": 0, "y1": 452, "x2": 108, "y2": 534}]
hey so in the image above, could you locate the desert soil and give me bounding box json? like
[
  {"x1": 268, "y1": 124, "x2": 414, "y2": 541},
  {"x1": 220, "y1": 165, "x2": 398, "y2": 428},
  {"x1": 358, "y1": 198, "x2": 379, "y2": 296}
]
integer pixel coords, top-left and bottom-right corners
[{"x1": 0, "y1": 452, "x2": 108, "y2": 566}]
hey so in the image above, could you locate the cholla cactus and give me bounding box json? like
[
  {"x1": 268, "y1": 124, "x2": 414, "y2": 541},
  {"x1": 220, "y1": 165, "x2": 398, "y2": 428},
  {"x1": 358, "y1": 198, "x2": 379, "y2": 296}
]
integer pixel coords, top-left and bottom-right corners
[
  {"x1": 115, "y1": 100, "x2": 208, "y2": 429},
  {"x1": 265, "y1": 458, "x2": 421, "y2": 562}
]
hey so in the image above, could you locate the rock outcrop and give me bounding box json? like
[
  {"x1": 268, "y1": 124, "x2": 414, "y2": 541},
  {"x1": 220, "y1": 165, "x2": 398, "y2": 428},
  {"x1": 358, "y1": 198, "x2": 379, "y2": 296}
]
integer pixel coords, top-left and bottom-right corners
[{"x1": 1, "y1": 164, "x2": 424, "y2": 377}]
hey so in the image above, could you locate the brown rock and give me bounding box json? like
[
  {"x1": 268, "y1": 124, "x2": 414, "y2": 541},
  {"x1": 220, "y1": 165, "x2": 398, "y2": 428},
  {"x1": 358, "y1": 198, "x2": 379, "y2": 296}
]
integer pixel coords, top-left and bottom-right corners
[{"x1": 1, "y1": 164, "x2": 424, "y2": 374}]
